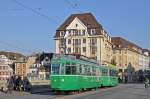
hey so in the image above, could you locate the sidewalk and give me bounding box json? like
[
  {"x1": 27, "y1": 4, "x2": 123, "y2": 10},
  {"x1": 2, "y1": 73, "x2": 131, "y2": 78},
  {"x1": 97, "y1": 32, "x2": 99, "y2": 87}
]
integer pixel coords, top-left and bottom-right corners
[{"x1": 0, "y1": 91, "x2": 30, "y2": 97}]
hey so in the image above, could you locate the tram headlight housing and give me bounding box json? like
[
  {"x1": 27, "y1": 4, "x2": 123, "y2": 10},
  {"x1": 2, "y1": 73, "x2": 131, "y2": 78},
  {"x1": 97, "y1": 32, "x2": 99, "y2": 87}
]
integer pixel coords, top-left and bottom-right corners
[{"x1": 61, "y1": 79, "x2": 64, "y2": 82}]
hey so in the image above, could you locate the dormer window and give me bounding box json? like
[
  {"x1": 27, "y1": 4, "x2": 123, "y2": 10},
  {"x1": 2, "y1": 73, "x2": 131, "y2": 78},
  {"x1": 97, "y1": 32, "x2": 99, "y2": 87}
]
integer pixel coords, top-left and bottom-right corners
[
  {"x1": 113, "y1": 45, "x2": 116, "y2": 48},
  {"x1": 75, "y1": 24, "x2": 78, "y2": 27},
  {"x1": 91, "y1": 29, "x2": 96, "y2": 35},
  {"x1": 60, "y1": 31, "x2": 65, "y2": 36}
]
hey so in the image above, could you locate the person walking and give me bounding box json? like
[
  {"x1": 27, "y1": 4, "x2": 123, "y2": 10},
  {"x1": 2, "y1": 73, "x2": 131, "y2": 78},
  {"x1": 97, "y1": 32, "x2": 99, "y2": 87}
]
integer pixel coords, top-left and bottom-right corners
[
  {"x1": 16, "y1": 76, "x2": 23, "y2": 91},
  {"x1": 23, "y1": 77, "x2": 31, "y2": 92},
  {"x1": 6, "y1": 77, "x2": 14, "y2": 94},
  {"x1": 144, "y1": 77, "x2": 149, "y2": 89}
]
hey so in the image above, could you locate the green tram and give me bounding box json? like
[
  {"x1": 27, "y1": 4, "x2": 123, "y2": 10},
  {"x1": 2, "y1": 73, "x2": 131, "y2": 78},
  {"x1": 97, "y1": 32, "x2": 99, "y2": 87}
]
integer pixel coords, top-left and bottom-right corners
[{"x1": 50, "y1": 54, "x2": 118, "y2": 91}]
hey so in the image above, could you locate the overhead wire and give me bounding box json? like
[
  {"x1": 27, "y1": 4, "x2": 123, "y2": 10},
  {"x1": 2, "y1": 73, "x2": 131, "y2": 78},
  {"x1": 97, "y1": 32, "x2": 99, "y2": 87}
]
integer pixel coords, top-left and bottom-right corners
[
  {"x1": 0, "y1": 40, "x2": 35, "y2": 54},
  {"x1": 1, "y1": 0, "x2": 82, "y2": 55},
  {"x1": 65, "y1": 0, "x2": 82, "y2": 13},
  {"x1": 0, "y1": 0, "x2": 58, "y2": 54},
  {"x1": 11, "y1": 0, "x2": 59, "y2": 24}
]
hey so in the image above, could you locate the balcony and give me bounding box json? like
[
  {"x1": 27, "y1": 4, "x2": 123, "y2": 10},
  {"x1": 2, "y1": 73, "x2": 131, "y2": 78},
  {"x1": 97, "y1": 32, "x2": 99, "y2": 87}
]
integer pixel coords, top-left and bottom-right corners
[
  {"x1": 73, "y1": 43, "x2": 81, "y2": 46},
  {"x1": 59, "y1": 44, "x2": 66, "y2": 48},
  {"x1": 89, "y1": 43, "x2": 97, "y2": 46}
]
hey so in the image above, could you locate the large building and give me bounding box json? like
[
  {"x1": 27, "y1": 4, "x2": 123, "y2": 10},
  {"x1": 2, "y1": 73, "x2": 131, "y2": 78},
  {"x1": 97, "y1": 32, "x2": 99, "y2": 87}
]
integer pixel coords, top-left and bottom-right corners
[
  {"x1": 14, "y1": 57, "x2": 27, "y2": 78},
  {"x1": 54, "y1": 13, "x2": 112, "y2": 65},
  {"x1": 0, "y1": 55, "x2": 13, "y2": 87},
  {"x1": 0, "y1": 51, "x2": 25, "y2": 73},
  {"x1": 112, "y1": 37, "x2": 142, "y2": 71},
  {"x1": 139, "y1": 49, "x2": 150, "y2": 71},
  {"x1": 27, "y1": 53, "x2": 53, "y2": 80}
]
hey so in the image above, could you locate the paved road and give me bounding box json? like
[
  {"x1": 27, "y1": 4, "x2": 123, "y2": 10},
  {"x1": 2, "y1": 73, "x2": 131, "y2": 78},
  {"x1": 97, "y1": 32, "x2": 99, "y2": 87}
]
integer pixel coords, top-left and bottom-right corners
[{"x1": 0, "y1": 84, "x2": 150, "y2": 99}]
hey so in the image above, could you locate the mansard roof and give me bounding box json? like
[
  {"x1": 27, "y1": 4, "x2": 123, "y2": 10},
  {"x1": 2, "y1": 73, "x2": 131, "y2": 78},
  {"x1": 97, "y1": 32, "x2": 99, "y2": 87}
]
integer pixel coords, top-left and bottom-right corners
[
  {"x1": 54, "y1": 13, "x2": 103, "y2": 38},
  {"x1": 112, "y1": 37, "x2": 142, "y2": 49}
]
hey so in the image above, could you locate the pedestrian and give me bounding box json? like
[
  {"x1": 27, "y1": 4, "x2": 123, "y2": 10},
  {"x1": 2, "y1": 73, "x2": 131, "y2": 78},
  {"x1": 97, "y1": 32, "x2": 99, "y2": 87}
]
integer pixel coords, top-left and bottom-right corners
[
  {"x1": 16, "y1": 76, "x2": 23, "y2": 91},
  {"x1": 19, "y1": 77, "x2": 23, "y2": 91},
  {"x1": 6, "y1": 77, "x2": 14, "y2": 94},
  {"x1": 23, "y1": 77, "x2": 31, "y2": 92},
  {"x1": 144, "y1": 77, "x2": 149, "y2": 89},
  {"x1": 13, "y1": 75, "x2": 17, "y2": 90}
]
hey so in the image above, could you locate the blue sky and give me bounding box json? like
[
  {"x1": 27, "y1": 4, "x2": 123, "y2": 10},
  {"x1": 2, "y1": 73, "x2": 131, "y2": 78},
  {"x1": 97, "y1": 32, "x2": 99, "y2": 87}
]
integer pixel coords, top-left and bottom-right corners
[{"x1": 0, "y1": 0, "x2": 150, "y2": 55}]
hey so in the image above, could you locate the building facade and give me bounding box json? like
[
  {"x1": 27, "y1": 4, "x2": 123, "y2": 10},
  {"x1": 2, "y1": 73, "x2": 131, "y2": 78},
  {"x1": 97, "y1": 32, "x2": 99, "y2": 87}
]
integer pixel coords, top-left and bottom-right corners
[
  {"x1": 27, "y1": 53, "x2": 53, "y2": 80},
  {"x1": 0, "y1": 55, "x2": 13, "y2": 87},
  {"x1": 54, "y1": 13, "x2": 112, "y2": 65},
  {"x1": 14, "y1": 57, "x2": 27, "y2": 78},
  {"x1": 139, "y1": 49, "x2": 150, "y2": 71},
  {"x1": 112, "y1": 37, "x2": 142, "y2": 71}
]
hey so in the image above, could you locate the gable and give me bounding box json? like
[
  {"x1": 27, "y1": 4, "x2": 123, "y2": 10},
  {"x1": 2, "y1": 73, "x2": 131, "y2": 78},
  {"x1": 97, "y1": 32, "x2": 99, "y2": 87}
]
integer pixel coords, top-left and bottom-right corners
[{"x1": 66, "y1": 17, "x2": 87, "y2": 30}]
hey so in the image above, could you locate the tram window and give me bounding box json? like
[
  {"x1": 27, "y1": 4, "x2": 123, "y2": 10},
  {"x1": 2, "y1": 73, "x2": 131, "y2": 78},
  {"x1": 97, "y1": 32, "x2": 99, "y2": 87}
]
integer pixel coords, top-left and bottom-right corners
[
  {"x1": 82, "y1": 65, "x2": 85, "y2": 75},
  {"x1": 102, "y1": 69, "x2": 108, "y2": 76},
  {"x1": 96, "y1": 67, "x2": 99, "y2": 76},
  {"x1": 79, "y1": 65, "x2": 82, "y2": 74},
  {"x1": 92, "y1": 66, "x2": 96, "y2": 76},
  {"x1": 61, "y1": 64, "x2": 65, "y2": 74},
  {"x1": 65, "y1": 63, "x2": 77, "y2": 75},
  {"x1": 51, "y1": 64, "x2": 60, "y2": 74},
  {"x1": 84, "y1": 66, "x2": 88, "y2": 75},
  {"x1": 65, "y1": 62, "x2": 70, "y2": 74},
  {"x1": 87, "y1": 66, "x2": 91, "y2": 75},
  {"x1": 72, "y1": 63, "x2": 76, "y2": 75},
  {"x1": 109, "y1": 70, "x2": 113, "y2": 76},
  {"x1": 66, "y1": 66, "x2": 71, "y2": 74},
  {"x1": 109, "y1": 70, "x2": 117, "y2": 76},
  {"x1": 72, "y1": 66, "x2": 76, "y2": 74}
]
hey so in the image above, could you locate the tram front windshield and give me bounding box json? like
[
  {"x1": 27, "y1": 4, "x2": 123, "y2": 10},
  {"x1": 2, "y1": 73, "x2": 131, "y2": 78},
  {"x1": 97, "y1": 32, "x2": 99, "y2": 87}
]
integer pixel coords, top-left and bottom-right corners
[{"x1": 51, "y1": 64, "x2": 60, "y2": 74}]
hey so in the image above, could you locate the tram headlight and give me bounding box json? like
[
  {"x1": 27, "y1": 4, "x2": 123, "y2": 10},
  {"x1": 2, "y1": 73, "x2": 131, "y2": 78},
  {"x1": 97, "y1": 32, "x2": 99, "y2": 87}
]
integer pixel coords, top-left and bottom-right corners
[{"x1": 61, "y1": 79, "x2": 64, "y2": 82}]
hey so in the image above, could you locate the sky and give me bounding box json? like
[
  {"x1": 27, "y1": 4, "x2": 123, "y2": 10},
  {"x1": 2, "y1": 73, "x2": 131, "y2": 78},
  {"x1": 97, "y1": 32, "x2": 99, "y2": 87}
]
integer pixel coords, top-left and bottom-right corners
[{"x1": 0, "y1": 0, "x2": 150, "y2": 55}]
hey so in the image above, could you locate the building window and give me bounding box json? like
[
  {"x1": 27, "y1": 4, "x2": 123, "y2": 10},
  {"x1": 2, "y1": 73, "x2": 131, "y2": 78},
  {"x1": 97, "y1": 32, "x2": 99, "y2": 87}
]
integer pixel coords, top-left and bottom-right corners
[
  {"x1": 60, "y1": 39, "x2": 66, "y2": 47},
  {"x1": 79, "y1": 39, "x2": 81, "y2": 45},
  {"x1": 91, "y1": 47, "x2": 97, "y2": 54},
  {"x1": 75, "y1": 39, "x2": 78, "y2": 45},
  {"x1": 75, "y1": 30, "x2": 78, "y2": 36},
  {"x1": 75, "y1": 48, "x2": 78, "y2": 53},
  {"x1": 78, "y1": 30, "x2": 81, "y2": 35},
  {"x1": 82, "y1": 30, "x2": 85, "y2": 35},
  {"x1": 113, "y1": 45, "x2": 116, "y2": 48},
  {"x1": 74, "y1": 39, "x2": 81, "y2": 45},
  {"x1": 68, "y1": 39, "x2": 71, "y2": 44},
  {"x1": 83, "y1": 39, "x2": 86, "y2": 43},
  {"x1": 75, "y1": 24, "x2": 78, "y2": 27},
  {"x1": 91, "y1": 29, "x2": 96, "y2": 35},
  {"x1": 83, "y1": 47, "x2": 86, "y2": 52},
  {"x1": 91, "y1": 38, "x2": 97, "y2": 45},
  {"x1": 60, "y1": 31, "x2": 65, "y2": 36},
  {"x1": 68, "y1": 48, "x2": 71, "y2": 53}
]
